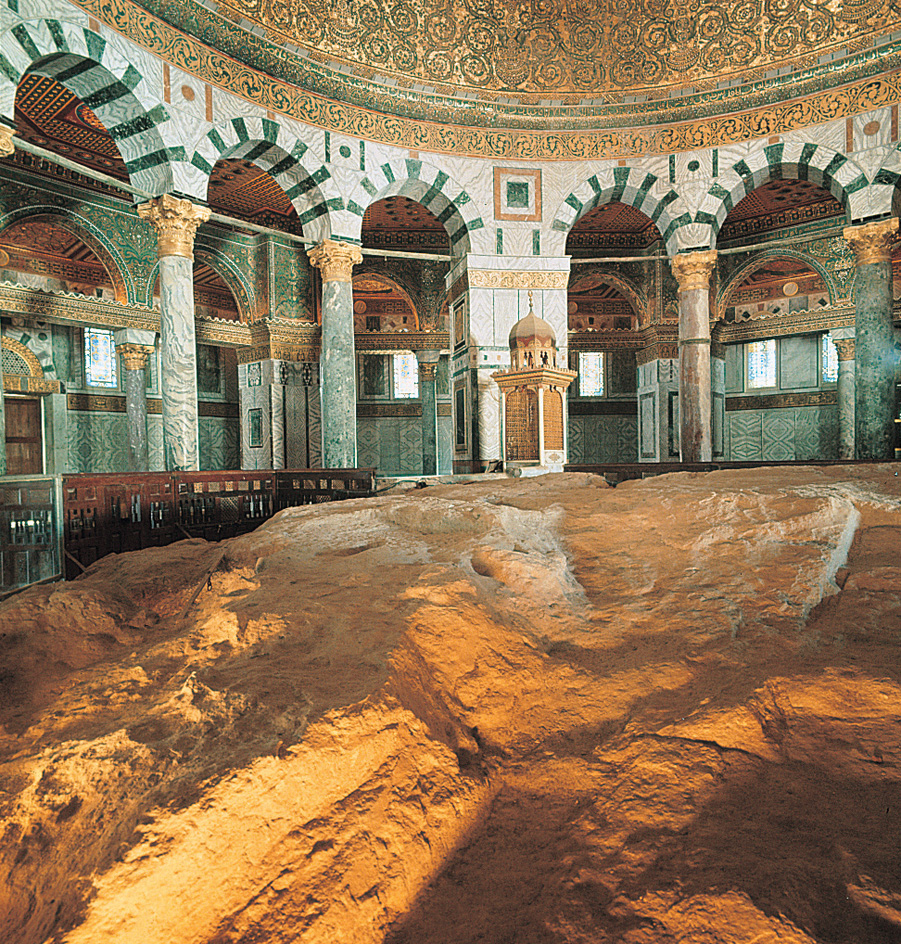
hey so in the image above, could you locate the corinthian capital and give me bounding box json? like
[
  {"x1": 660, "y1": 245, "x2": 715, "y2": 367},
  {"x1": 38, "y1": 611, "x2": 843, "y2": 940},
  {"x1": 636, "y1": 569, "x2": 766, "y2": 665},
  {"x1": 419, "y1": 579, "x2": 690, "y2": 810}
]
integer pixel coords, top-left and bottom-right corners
[
  {"x1": 117, "y1": 343, "x2": 154, "y2": 371},
  {"x1": 843, "y1": 218, "x2": 899, "y2": 266},
  {"x1": 0, "y1": 125, "x2": 15, "y2": 158},
  {"x1": 137, "y1": 194, "x2": 211, "y2": 260},
  {"x1": 671, "y1": 249, "x2": 718, "y2": 292},
  {"x1": 307, "y1": 239, "x2": 363, "y2": 282},
  {"x1": 832, "y1": 338, "x2": 856, "y2": 362}
]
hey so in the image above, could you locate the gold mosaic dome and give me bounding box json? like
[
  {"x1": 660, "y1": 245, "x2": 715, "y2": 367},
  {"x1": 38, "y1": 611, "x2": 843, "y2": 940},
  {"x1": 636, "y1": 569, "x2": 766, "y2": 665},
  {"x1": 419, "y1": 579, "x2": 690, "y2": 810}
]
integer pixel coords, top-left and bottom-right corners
[{"x1": 78, "y1": 0, "x2": 901, "y2": 155}]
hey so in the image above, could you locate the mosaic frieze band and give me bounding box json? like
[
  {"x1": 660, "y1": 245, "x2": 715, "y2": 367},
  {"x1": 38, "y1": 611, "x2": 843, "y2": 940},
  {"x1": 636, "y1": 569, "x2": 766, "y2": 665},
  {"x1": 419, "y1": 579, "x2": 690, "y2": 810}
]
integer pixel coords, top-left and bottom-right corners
[
  {"x1": 725, "y1": 391, "x2": 839, "y2": 411},
  {"x1": 468, "y1": 271, "x2": 569, "y2": 290},
  {"x1": 67, "y1": 394, "x2": 238, "y2": 416}
]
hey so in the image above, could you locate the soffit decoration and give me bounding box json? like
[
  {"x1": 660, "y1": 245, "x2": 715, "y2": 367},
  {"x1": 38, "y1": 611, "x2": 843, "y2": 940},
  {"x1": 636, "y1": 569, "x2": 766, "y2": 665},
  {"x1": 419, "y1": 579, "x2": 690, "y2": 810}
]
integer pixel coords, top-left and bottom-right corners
[
  {"x1": 15, "y1": 74, "x2": 127, "y2": 181},
  {"x1": 718, "y1": 178, "x2": 845, "y2": 242},
  {"x1": 362, "y1": 197, "x2": 449, "y2": 253},
  {"x1": 76, "y1": 0, "x2": 901, "y2": 144}
]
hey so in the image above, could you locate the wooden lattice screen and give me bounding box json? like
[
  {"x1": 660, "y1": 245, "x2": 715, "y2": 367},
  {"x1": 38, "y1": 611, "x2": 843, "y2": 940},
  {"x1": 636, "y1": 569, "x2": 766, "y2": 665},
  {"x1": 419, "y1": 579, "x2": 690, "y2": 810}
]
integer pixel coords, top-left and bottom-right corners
[
  {"x1": 543, "y1": 389, "x2": 564, "y2": 451},
  {"x1": 505, "y1": 388, "x2": 539, "y2": 461}
]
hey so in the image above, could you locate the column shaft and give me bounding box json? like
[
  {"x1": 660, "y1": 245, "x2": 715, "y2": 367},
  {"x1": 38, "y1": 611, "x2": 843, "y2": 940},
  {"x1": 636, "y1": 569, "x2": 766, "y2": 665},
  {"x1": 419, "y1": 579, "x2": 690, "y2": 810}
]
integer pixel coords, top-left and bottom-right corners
[
  {"x1": 0, "y1": 326, "x2": 6, "y2": 476},
  {"x1": 159, "y1": 256, "x2": 200, "y2": 469},
  {"x1": 845, "y1": 220, "x2": 898, "y2": 460},
  {"x1": 118, "y1": 343, "x2": 153, "y2": 471},
  {"x1": 419, "y1": 357, "x2": 439, "y2": 476},
  {"x1": 137, "y1": 195, "x2": 210, "y2": 471},
  {"x1": 308, "y1": 240, "x2": 362, "y2": 469},
  {"x1": 673, "y1": 251, "x2": 717, "y2": 463},
  {"x1": 124, "y1": 364, "x2": 150, "y2": 471},
  {"x1": 833, "y1": 338, "x2": 856, "y2": 460}
]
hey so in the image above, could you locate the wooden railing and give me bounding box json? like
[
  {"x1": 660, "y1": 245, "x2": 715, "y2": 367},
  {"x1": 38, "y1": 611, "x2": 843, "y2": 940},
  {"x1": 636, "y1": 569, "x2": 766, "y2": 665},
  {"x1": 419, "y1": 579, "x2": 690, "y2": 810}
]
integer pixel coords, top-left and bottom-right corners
[
  {"x1": 0, "y1": 475, "x2": 64, "y2": 597},
  {"x1": 62, "y1": 468, "x2": 375, "y2": 579}
]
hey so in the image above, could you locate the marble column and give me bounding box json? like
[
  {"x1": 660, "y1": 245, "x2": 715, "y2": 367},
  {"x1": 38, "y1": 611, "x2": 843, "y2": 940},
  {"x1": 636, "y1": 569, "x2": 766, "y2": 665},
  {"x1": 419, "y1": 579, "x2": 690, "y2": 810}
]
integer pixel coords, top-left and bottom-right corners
[
  {"x1": 118, "y1": 344, "x2": 154, "y2": 471},
  {"x1": 417, "y1": 350, "x2": 441, "y2": 476},
  {"x1": 308, "y1": 240, "x2": 362, "y2": 469},
  {"x1": 137, "y1": 194, "x2": 210, "y2": 471},
  {"x1": 832, "y1": 335, "x2": 856, "y2": 460},
  {"x1": 672, "y1": 250, "x2": 717, "y2": 463},
  {"x1": 844, "y1": 219, "x2": 898, "y2": 460},
  {"x1": 0, "y1": 129, "x2": 12, "y2": 477}
]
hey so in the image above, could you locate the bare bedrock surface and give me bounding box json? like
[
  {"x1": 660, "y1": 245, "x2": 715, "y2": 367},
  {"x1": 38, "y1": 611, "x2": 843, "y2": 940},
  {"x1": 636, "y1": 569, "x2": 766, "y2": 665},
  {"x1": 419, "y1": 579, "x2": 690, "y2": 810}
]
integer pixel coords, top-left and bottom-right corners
[{"x1": 2, "y1": 466, "x2": 901, "y2": 944}]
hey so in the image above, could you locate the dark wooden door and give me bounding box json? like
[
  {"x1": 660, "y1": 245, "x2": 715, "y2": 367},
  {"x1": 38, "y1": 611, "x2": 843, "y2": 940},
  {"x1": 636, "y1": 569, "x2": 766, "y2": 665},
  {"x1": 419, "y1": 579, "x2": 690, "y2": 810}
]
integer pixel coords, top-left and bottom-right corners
[{"x1": 6, "y1": 398, "x2": 43, "y2": 474}]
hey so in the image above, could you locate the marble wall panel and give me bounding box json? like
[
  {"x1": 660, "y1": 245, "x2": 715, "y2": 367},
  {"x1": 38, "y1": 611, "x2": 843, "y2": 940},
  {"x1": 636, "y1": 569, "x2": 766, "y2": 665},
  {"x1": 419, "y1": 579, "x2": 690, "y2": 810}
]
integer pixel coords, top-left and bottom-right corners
[
  {"x1": 148, "y1": 416, "x2": 164, "y2": 470},
  {"x1": 67, "y1": 413, "x2": 124, "y2": 472},
  {"x1": 398, "y1": 417, "x2": 421, "y2": 472},
  {"x1": 270, "y1": 383, "x2": 286, "y2": 468},
  {"x1": 727, "y1": 411, "x2": 762, "y2": 460},
  {"x1": 68, "y1": 411, "x2": 236, "y2": 473},
  {"x1": 355, "y1": 417, "x2": 423, "y2": 475},
  {"x1": 761, "y1": 410, "x2": 797, "y2": 460},
  {"x1": 438, "y1": 415, "x2": 453, "y2": 474},
  {"x1": 608, "y1": 351, "x2": 637, "y2": 396},
  {"x1": 356, "y1": 418, "x2": 380, "y2": 471},
  {"x1": 240, "y1": 383, "x2": 272, "y2": 469},
  {"x1": 568, "y1": 417, "x2": 585, "y2": 463},
  {"x1": 199, "y1": 416, "x2": 239, "y2": 470},
  {"x1": 780, "y1": 335, "x2": 818, "y2": 389},
  {"x1": 640, "y1": 392, "x2": 656, "y2": 458},
  {"x1": 566, "y1": 416, "x2": 636, "y2": 463},
  {"x1": 478, "y1": 377, "x2": 502, "y2": 462},
  {"x1": 726, "y1": 406, "x2": 837, "y2": 461},
  {"x1": 725, "y1": 344, "x2": 744, "y2": 393}
]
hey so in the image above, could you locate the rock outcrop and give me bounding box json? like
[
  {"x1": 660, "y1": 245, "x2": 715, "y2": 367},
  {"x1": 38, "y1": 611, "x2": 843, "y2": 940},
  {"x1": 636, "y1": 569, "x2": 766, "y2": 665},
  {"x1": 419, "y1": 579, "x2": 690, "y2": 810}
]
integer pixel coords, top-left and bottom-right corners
[{"x1": 1, "y1": 466, "x2": 900, "y2": 943}]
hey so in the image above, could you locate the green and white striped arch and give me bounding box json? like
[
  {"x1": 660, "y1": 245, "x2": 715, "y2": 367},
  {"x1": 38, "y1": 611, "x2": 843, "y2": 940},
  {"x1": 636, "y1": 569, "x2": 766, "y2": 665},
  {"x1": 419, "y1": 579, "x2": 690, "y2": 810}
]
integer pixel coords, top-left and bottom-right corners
[
  {"x1": 190, "y1": 118, "x2": 341, "y2": 244},
  {"x1": 551, "y1": 166, "x2": 693, "y2": 256},
  {"x1": 0, "y1": 18, "x2": 178, "y2": 196},
  {"x1": 347, "y1": 158, "x2": 484, "y2": 253},
  {"x1": 695, "y1": 142, "x2": 866, "y2": 240}
]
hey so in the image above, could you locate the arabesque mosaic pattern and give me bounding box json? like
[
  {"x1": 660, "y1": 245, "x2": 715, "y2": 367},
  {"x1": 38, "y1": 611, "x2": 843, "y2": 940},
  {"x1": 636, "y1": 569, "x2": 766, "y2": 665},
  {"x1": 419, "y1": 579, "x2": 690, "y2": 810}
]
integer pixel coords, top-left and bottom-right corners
[
  {"x1": 210, "y1": 0, "x2": 900, "y2": 97},
  {"x1": 61, "y1": 0, "x2": 901, "y2": 155}
]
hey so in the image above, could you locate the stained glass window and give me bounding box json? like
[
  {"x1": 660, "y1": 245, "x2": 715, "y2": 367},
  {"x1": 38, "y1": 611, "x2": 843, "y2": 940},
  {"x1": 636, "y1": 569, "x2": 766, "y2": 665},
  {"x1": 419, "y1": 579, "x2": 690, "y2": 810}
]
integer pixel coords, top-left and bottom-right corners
[
  {"x1": 747, "y1": 339, "x2": 776, "y2": 388},
  {"x1": 579, "y1": 352, "x2": 604, "y2": 397},
  {"x1": 84, "y1": 327, "x2": 117, "y2": 388},
  {"x1": 822, "y1": 334, "x2": 838, "y2": 384},
  {"x1": 393, "y1": 352, "x2": 419, "y2": 399}
]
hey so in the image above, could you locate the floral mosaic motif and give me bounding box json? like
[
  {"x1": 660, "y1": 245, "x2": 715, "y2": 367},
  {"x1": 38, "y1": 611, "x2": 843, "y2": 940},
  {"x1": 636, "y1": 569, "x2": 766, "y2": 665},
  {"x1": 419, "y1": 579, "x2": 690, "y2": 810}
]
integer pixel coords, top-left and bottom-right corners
[
  {"x1": 213, "y1": 0, "x2": 901, "y2": 96},
  {"x1": 68, "y1": 0, "x2": 901, "y2": 150}
]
